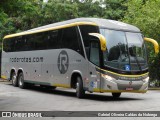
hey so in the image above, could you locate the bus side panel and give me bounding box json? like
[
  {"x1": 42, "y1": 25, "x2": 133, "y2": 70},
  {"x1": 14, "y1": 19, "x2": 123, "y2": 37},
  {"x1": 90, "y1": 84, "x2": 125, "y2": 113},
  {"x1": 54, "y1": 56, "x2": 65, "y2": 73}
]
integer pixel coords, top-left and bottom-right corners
[
  {"x1": 88, "y1": 62, "x2": 101, "y2": 92},
  {"x1": 50, "y1": 49, "x2": 88, "y2": 88},
  {"x1": 1, "y1": 49, "x2": 90, "y2": 90},
  {"x1": 1, "y1": 51, "x2": 10, "y2": 80},
  {"x1": 1, "y1": 52, "x2": 18, "y2": 80}
]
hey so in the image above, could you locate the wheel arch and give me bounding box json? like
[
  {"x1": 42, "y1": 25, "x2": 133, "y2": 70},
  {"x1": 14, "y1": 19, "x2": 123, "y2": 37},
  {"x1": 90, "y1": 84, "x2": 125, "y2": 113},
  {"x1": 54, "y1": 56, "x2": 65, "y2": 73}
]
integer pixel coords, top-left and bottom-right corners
[
  {"x1": 70, "y1": 71, "x2": 83, "y2": 89},
  {"x1": 17, "y1": 68, "x2": 23, "y2": 74},
  {"x1": 17, "y1": 68, "x2": 24, "y2": 76},
  {"x1": 10, "y1": 68, "x2": 16, "y2": 80}
]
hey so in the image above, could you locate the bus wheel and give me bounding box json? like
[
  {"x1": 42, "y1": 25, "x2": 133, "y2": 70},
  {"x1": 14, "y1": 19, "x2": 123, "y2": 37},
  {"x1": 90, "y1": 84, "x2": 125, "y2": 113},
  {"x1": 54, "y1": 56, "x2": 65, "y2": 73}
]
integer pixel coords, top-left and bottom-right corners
[
  {"x1": 76, "y1": 76, "x2": 85, "y2": 98},
  {"x1": 11, "y1": 72, "x2": 18, "y2": 87},
  {"x1": 18, "y1": 72, "x2": 26, "y2": 89},
  {"x1": 112, "y1": 93, "x2": 121, "y2": 98}
]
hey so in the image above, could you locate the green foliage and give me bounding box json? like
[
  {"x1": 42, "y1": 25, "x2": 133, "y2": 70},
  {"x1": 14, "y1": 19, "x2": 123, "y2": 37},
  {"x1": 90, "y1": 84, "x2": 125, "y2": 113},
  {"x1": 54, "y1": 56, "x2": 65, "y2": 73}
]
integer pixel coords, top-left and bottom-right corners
[
  {"x1": 123, "y1": 0, "x2": 160, "y2": 40},
  {"x1": 104, "y1": 0, "x2": 127, "y2": 20},
  {"x1": 149, "y1": 53, "x2": 160, "y2": 81},
  {"x1": 42, "y1": 0, "x2": 79, "y2": 23}
]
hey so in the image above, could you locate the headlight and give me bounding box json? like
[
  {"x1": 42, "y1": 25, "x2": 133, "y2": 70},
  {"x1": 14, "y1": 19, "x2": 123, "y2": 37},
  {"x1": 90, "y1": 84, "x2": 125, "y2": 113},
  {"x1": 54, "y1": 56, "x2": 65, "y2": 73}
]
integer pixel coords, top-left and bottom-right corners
[
  {"x1": 143, "y1": 77, "x2": 149, "y2": 83},
  {"x1": 101, "y1": 74, "x2": 114, "y2": 81}
]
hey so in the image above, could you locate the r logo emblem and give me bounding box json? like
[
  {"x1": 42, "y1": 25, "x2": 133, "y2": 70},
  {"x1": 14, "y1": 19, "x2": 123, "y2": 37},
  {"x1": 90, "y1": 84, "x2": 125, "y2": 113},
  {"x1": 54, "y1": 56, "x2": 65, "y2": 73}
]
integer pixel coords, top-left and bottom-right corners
[{"x1": 57, "y1": 50, "x2": 69, "y2": 74}]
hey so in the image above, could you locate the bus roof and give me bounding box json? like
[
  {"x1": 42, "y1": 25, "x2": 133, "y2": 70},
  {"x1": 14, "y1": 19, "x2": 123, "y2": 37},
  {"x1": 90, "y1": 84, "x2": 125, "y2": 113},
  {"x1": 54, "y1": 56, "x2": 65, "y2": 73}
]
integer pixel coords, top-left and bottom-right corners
[{"x1": 4, "y1": 18, "x2": 140, "y2": 39}]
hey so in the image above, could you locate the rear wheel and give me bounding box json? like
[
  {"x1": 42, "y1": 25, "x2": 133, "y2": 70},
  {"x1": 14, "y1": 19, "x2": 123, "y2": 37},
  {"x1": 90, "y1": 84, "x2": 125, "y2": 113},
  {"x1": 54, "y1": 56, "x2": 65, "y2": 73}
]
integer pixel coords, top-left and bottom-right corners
[
  {"x1": 11, "y1": 72, "x2": 18, "y2": 87},
  {"x1": 76, "y1": 76, "x2": 85, "y2": 98},
  {"x1": 18, "y1": 72, "x2": 27, "y2": 89},
  {"x1": 112, "y1": 93, "x2": 121, "y2": 98}
]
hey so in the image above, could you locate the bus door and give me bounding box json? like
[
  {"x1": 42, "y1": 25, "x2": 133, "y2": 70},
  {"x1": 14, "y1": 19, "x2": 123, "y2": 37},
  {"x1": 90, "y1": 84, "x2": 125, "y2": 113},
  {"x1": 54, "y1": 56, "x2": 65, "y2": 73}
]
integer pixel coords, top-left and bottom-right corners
[
  {"x1": 88, "y1": 40, "x2": 101, "y2": 92},
  {"x1": 88, "y1": 33, "x2": 107, "y2": 92}
]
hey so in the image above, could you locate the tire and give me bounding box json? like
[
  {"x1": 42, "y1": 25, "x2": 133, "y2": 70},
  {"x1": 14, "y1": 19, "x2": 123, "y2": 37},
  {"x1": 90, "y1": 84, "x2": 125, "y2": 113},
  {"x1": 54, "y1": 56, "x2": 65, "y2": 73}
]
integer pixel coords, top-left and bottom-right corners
[
  {"x1": 76, "y1": 76, "x2": 85, "y2": 98},
  {"x1": 112, "y1": 93, "x2": 121, "y2": 98},
  {"x1": 11, "y1": 72, "x2": 18, "y2": 87},
  {"x1": 18, "y1": 72, "x2": 26, "y2": 89}
]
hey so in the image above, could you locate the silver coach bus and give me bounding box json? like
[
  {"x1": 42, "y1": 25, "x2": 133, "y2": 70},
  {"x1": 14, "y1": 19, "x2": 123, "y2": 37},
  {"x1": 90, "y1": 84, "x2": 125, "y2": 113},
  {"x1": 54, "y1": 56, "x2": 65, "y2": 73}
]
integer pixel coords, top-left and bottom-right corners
[{"x1": 1, "y1": 18, "x2": 159, "y2": 98}]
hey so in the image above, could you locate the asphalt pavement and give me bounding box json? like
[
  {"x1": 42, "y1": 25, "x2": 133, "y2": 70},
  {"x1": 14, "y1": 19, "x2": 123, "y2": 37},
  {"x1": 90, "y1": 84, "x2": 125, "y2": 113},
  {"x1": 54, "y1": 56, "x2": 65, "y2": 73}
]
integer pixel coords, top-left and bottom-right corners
[{"x1": 0, "y1": 80, "x2": 160, "y2": 120}]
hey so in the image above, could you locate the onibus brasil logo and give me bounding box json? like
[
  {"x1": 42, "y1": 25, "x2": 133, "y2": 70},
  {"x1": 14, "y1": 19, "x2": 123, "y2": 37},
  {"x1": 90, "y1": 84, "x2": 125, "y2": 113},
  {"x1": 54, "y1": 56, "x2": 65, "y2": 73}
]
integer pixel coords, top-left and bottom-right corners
[{"x1": 57, "y1": 50, "x2": 69, "y2": 74}]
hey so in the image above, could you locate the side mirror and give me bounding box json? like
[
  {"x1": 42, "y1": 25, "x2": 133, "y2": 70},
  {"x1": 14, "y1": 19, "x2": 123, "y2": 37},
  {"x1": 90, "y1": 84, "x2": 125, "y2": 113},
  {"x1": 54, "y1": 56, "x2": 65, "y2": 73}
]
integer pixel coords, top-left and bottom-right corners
[
  {"x1": 144, "y1": 37, "x2": 159, "y2": 54},
  {"x1": 89, "y1": 33, "x2": 107, "y2": 51}
]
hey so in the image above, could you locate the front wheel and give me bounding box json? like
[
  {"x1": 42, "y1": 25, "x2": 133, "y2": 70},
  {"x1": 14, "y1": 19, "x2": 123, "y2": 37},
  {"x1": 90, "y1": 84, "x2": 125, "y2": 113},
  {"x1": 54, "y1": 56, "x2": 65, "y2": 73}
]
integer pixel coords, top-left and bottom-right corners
[
  {"x1": 18, "y1": 72, "x2": 27, "y2": 89},
  {"x1": 76, "y1": 76, "x2": 85, "y2": 98},
  {"x1": 112, "y1": 93, "x2": 121, "y2": 98}
]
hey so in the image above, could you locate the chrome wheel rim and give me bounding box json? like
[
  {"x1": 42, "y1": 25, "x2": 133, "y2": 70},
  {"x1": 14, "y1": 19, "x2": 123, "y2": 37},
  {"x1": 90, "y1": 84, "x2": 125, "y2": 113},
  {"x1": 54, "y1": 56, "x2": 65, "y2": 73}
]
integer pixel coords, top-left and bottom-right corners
[
  {"x1": 19, "y1": 76, "x2": 23, "y2": 86},
  {"x1": 76, "y1": 82, "x2": 79, "y2": 93},
  {"x1": 12, "y1": 74, "x2": 16, "y2": 84}
]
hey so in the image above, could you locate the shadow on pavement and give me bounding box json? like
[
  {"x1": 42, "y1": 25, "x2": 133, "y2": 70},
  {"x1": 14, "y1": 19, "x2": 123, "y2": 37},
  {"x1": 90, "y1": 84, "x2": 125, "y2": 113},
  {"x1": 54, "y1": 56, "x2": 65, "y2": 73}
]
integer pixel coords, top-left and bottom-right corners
[{"x1": 7, "y1": 83, "x2": 144, "y2": 101}]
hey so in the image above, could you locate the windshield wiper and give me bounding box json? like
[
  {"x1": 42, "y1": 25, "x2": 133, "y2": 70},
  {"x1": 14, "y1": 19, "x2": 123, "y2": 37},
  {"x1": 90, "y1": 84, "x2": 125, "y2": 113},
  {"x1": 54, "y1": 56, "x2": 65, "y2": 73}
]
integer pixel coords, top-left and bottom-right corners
[{"x1": 131, "y1": 45, "x2": 142, "y2": 73}]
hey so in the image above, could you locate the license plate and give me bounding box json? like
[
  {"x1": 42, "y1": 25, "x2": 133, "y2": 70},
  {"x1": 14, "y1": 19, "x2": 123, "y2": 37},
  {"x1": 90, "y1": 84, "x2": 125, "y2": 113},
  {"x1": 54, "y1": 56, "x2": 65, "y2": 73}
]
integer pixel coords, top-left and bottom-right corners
[{"x1": 126, "y1": 88, "x2": 133, "y2": 90}]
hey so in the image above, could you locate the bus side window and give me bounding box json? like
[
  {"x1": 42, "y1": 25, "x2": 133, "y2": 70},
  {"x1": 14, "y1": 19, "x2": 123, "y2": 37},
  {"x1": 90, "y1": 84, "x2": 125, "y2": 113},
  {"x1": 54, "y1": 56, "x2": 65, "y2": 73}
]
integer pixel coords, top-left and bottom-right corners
[
  {"x1": 14, "y1": 36, "x2": 24, "y2": 52},
  {"x1": 23, "y1": 36, "x2": 29, "y2": 51},
  {"x1": 61, "y1": 27, "x2": 80, "y2": 52},
  {"x1": 26, "y1": 34, "x2": 35, "y2": 51},
  {"x1": 47, "y1": 30, "x2": 59, "y2": 49},
  {"x1": 85, "y1": 47, "x2": 90, "y2": 58},
  {"x1": 34, "y1": 32, "x2": 46, "y2": 50},
  {"x1": 79, "y1": 25, "x2": 99, "y2": 59},
  {"x1": 3, "y1": 38, "x2": 15, "y2": 52},
  {"x1": 90, "y1": 41, "x2": 100, "y2": 66}
]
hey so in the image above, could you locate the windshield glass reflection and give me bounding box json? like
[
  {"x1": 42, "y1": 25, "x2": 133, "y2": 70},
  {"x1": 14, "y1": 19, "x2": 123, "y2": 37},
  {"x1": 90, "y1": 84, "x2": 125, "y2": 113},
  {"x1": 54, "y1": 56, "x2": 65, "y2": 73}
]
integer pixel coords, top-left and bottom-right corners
[{"x1": 100, "y1": 29, "x2": 147, "y2": 71}]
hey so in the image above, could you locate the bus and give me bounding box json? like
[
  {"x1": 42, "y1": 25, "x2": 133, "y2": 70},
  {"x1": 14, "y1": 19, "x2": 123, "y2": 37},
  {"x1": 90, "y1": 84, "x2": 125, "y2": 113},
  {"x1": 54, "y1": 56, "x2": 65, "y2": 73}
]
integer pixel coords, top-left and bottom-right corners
[{"x1": 1, "y1": 18, "x2": 159, "y2": 98}]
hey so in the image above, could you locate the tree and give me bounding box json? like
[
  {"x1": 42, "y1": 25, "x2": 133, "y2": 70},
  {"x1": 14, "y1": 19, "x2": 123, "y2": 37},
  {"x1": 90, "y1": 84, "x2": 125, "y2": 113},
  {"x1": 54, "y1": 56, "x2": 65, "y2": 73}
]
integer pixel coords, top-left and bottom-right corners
[
  {"x1": 0, "y1": 0, "x2": 42, "y2": 48},
  {"x1": 103, "y1": 0, "x2": 127, "y2": 20},
  {"x1": 41, "y1": 0, "x2": 79, "y2": 24}
]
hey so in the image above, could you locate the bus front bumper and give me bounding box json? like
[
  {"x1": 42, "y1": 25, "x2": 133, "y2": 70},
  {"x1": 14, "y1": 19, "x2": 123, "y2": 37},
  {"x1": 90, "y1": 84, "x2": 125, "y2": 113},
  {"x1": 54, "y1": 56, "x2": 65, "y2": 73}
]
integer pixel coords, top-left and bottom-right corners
[{"x1": 93, "y1": 76, "x2": 149, "y2": 93}]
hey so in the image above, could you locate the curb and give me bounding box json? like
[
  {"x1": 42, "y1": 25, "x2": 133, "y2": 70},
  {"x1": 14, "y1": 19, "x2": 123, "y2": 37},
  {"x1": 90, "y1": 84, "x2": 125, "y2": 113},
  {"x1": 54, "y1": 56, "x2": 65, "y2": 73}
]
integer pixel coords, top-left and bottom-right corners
[
  {"x1": 0, "y1": 79, "x2": 8, "y2": 82},
  {"x1": 148, "y1": 88, "x2": 160, "y2": 90},
  {"x1": 0, "y1": 80, "x2": 8, "y2": 82}
]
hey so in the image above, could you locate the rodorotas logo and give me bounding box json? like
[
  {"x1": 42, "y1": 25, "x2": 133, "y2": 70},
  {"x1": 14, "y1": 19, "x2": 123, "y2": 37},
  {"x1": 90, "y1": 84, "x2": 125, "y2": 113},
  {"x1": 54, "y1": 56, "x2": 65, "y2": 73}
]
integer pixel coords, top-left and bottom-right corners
[{"x1": 57, "y1": 50, "x2": 69, "y2": 74}]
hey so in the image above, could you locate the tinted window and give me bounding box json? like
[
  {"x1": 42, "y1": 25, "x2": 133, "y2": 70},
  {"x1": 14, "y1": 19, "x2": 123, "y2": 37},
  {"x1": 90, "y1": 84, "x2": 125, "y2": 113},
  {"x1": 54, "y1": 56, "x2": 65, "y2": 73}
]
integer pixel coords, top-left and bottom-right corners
[
  {"x1": 3, "y1": 29, "x2": 61, "y2": 52},
  {"x1": 61, "y1": 27, "x2": 80, "y2": 52},
  {"x1": 90, "y1": 41, "x2": 100, "y2": 66},
  {"x1": 79, "y1": 25, "x2": 99, "y2": 58},
  {"x1": 23, "y1": 34, "x2": 35, "y2": 51},
  {"x1": 79, "y1": 25, "x2": 99, "y2": 47},
  {"x1": 3, "y1": 27, "x2": 84, "y2": 53},
  {"x1": 47, "y1": 30, "x2": 60, "y2": 49},
  {"x1": 3, "y1": 38, "x2": 15, "y2": 52},
  {"x1": 14, "y1": 36, "x2": 25, "y2": 51},
  {"x1": 34, "y1": 33, "x2": 44, "y2": 50}
]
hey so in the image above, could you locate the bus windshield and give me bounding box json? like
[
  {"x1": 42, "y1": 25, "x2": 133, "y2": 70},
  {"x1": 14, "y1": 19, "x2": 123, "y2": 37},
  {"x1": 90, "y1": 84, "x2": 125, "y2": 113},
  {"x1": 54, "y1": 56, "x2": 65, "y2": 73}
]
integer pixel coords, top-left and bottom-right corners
[{"x1": 100, "y1": 29, "x2": 147, "y2": 71}]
